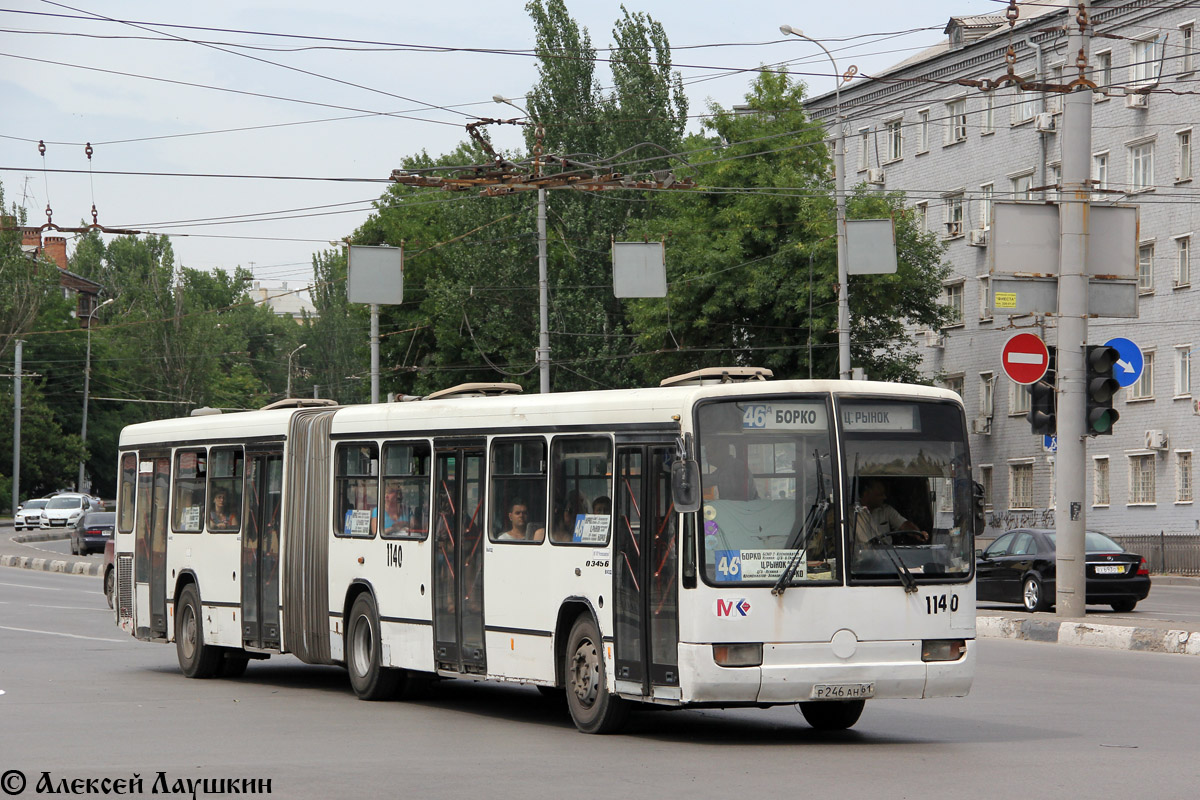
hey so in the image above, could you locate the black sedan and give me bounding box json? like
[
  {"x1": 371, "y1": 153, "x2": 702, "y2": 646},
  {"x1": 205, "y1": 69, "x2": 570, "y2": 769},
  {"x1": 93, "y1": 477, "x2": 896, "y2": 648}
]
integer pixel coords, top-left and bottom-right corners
[
  {"x1": 70, "y1": 511, "x2": 116, "y2": 556},
  {"x1": 976, "y1": 528, "x2": 1151, "y2": 613}
]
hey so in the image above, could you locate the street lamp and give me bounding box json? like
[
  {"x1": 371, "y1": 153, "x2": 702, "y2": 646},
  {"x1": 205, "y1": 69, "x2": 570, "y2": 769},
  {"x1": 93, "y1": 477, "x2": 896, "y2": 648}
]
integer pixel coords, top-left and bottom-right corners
[
  {"x1": 78, "y1": 297, "x2": 114, "y2": 492},
  {"x1": 494, "y1": 93, "x2": 551, "y2": 394},
  {"x1": 286, "y1": 343, "x2": 307, "y2": 398},
  {"x1": 780, "y1": 24, "x2": 852, "y2": 380}
]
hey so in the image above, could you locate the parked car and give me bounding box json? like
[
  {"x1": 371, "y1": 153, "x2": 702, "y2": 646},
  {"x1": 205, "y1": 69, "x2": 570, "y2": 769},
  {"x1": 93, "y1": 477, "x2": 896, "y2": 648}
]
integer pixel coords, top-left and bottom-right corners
[
  {"x1": 38, "y1": 493, "x2": 97, "y2": 530},
  {"x1": 976, "y1": 528, "x2": 1151, "y2": 613},
  {"x1": 14, "y1": 498, "x2": 50, "y2": 531},
  {"x1": 70, "y1": 511, "x2": 115, "y2": 556},
  {"x1": 102, "y1": 540, "x2": 115, "y2": 609}
]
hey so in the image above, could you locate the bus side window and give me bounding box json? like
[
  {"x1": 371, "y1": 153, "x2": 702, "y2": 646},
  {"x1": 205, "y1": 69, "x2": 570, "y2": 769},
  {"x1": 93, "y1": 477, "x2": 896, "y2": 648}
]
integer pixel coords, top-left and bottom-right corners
[
  {"x1": 379, "y1": 441, "x2": 431, "y2": 539},
  {"x1": 336, "y1": 443, "x2": 378, "y2": 537},
  {"x1": 489, "y1": 439, "x2": 547, "y2": 543},
  {"x1": 207, "y1": 448, "x2": 244, "y2": 532},
  {"x1": 118, "y1": 452, "x2": 137, "y2": 533},
  {"x1": 549, "y1": 436, "x2": 613, "y2": 545},
  {"x1": 171, "y1": 449, "x2": 207, "y2": 533}
]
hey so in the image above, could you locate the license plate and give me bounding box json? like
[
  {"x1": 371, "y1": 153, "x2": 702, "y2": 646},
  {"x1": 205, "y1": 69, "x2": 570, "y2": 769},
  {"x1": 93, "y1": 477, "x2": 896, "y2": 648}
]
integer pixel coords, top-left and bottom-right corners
[
  {"x1": 1095, "y1": 565, "x2": 1124, "y2": 574},
  {"x1": 811, "y1": 682, "x2": 875, "y2": 700}
]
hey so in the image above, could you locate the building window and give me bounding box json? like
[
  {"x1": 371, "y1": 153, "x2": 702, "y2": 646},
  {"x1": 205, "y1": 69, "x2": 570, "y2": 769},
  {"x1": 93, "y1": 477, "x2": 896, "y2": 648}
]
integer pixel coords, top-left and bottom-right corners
[
  {"x1": 1138, "y1": 243, "x2": 1155, "y2": 293},
  {"x1": 1177, "y1": 236, "x2": 1191, "y2": 287},
  {"x1": 1178, "y1": 129, "x2": 1192, "y2": 181},
  {"x1": 1092, "y1": 151, "x2": 1109, "y2": 200},
  {"x1": 858, "y1": 128, "x2": 870, "y2": 171},
  {"x1": 1047, "y1": 457, "x2": 1056, "y2": 510},
  {"x1": 980, "y1": 465, "x2": 993, "y2": 510},
  {"x1": 886, "y1": 118, "x2": 903, "y2": 162},
  {"x1": 982, "y1": 91, "x2": 995, "y2": 133},
  {"x1": 978, "y1": 276, "x2": 992, "y2": 321},
  {"x1": 1131, "y1": 36, "x2": 1162, "y2": 87},
  {"x1": 1013, "y1": 77, "x2": 1037, "y2": 123},
  {"x1": 1047, "y1": 63, "x2": 1064, "y2": 114},
  {"x1": 979, "y1": 183, "x2": 994, "y2": 229},
  {"x1": 1009, "y1": 462, "x2": 1034, "y2": 509},
  {"x1": 1093, "y1": 457, "x2": 1110, "y2": 507},
  {"x1": 1129, "y1": 454, "x2": 1156, "y2": 505},
  {"x1": 944, "y1": 193, "x2": 964, "y2": 237},
  {"x1": 946, "y1": 99, "x2": 967, "y2": 143},
  {"x1": 942, "y1": 374, "x2": 964, "y2": 399},
  {"x1": 1176, "y1": 345, "x2": 1192, "y2": 396},
  {"x1": 1131, "y1": 349, "x2": 1155, "y2": 399},
  {"x1": 1129, "y1": 140, "x2": 1155, "y2": 192},
  {"x1": 943, "y1": 281, "x2": 964, "y2": 324},
  {"x1": 1009, "y1": 380, "x2": 1031, "y2": 415},
  {"x1": 1094, "y1": 50, "x2": 1113, "y2": 92},
  {"x1": 1178, "y1": 451, "x2": 1194, "y2": 503},
  {"x1": 1183, "y1": 24, "x2": 1196, "y2": 74},
  {"x1": 917, "y1": 110, "x2": 930, "y2": 152},
  {"x1": 980, "y1": 372, "x2": 995, "y2": 416},
  {"x1": 1011, "y1": 171, "x2": 1034, "y2": 200},
  {"x1": 914, "y1": 201, "x2": 928, "y2": 232},
  {"x1": 1048, "y1": 163, "x2": 1062, "y2": 201}
]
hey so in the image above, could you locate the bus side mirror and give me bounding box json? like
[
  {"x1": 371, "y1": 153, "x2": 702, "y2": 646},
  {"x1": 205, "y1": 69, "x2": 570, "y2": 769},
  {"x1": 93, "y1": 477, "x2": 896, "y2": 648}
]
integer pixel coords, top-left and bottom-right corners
[
  {"x1": 671, "y1": 460, "x2": 702, "y2": 513},
  {"x1": 973, "y1": 481, "x2": 986, "y2": 533}
]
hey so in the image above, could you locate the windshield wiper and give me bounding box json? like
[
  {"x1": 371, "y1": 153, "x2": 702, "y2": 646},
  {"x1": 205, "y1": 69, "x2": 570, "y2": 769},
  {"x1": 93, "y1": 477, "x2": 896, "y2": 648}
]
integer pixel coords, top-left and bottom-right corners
[
  {"x1": 869, "y1": 526, "x2": 919, "y2": 594},
  {"x1": 773, "y1": 449, "x2": 829, "y2": 596}
]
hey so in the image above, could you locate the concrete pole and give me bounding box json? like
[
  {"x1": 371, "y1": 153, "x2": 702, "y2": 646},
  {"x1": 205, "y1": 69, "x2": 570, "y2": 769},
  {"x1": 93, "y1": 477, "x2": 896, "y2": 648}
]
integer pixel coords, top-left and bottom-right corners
[
  {"x1": 1055, "y1": 4, "x2": 1093, "y2": 618},
  {"x1": 78, "y1": 298, "x2": 112, "y2": 492},
  {"x1": 537, "y1": 187, "x2": 551, "y2": 393},
  {"x1": 11, "y1": 340, "x2": 22, "y2": 516},
  {"x1": 370, "y1": 304, "x2": 380, "y2": 404}
]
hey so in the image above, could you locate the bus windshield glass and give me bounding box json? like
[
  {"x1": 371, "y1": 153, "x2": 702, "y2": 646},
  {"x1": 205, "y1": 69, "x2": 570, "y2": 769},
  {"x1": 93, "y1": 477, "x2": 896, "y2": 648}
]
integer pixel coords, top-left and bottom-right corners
[
  {"x1": 840, "y1": 399, "x2": 974, "y2": 583},
  {"x1": 696, "y1": 398, "x2": 838, "y2": 586}
]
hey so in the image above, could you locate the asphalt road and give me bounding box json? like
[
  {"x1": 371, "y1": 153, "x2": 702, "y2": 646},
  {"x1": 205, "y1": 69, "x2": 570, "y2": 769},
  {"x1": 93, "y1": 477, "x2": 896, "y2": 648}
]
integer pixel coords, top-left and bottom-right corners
[{"x1": 2, "y1": 569, "x2": 1199, "y2": 800}]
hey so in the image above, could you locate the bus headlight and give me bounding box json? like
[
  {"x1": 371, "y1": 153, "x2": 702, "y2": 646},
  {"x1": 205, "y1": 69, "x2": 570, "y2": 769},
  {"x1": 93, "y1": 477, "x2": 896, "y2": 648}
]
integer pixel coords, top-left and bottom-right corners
[
  {"x1": 921, "y1": 639, "x2": 967, "y2": 662},
  {"x1": 712, "y1": 643, "x2": 762, "y2": 667}
]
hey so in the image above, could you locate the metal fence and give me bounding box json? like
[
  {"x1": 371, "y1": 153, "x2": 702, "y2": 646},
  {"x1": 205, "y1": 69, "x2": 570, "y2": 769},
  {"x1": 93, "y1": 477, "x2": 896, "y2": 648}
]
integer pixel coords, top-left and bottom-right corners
[{"x1": 1109, "y1": 532, "x2": 1200, "y2": 576}]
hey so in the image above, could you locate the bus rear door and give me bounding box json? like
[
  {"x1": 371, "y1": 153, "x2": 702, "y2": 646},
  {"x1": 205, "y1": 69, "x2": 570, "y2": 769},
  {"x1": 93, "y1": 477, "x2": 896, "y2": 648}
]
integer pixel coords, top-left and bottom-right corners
[
  {"x1": 433, "y1": 440, "x2": 486, "y2": 675},
  {"x1": 242, "y1": 449, "x2": 283, "y2": 650},
  {"x1": 613, "y1": 443, "x2": 680, "y2": 699},
  {"x1": 135, "y1": 453, "x2": 170, "y2": 640}
]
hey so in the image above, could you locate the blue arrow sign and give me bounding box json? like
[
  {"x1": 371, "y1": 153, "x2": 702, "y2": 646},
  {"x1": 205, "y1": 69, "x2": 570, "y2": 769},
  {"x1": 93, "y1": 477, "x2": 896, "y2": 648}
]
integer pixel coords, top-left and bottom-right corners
[
  {"x1": 1043, "y1": 434, "x2": 1057, "y2": 453},
  {"x1": 1104, "y1": 337, "x2": 1144, "y2": 388}
]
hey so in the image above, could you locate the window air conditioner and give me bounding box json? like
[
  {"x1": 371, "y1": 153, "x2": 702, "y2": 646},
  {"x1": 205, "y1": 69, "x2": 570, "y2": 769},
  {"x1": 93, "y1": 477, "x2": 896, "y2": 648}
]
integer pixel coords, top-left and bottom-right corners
[
  {"x1": 970, "y1": 417, "x2": 992, "y2": 435},
  {"x1": 968, "y1": 229, "x2": 989, "y2": 247},
  {"x1": 1035, "y1": 112, "x2": 1056, "y2": 132},
  {"x1": 1126, "y1": 93, "x2": 1149, "y2": 109},
  {"x1": 866, "y1": 168, "x2": 886, "y2": 185},
  {"x1": 1145, "y1": 429, "x2": 1168, "y2": 450},
  {"x1": 924, "y1": 330, "x2": 945, "y2": 348}
]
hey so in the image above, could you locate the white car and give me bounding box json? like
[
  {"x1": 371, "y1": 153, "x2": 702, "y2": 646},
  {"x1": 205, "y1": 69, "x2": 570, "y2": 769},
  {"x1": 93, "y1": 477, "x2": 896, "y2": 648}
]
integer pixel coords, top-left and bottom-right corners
[
  {"x1": 14, "y1": 498, "x2": 50, "y2": 531},
  {"x1": 38, "y1": 494, "x2": 98, "y2": 530}
]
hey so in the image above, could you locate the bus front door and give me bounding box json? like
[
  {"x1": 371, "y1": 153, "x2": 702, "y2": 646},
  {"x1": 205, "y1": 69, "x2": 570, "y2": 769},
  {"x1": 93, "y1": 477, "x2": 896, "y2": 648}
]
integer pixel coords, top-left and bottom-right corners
[
  {"x1": 432, "y1": 442, "x2": 486, "y2": 675},
  {"x1": 135, "y1": 454, "x2": 170, "y2": 640},
  {"x1": 613, "y1": 444, "x2": 680, "y2": 698},
  {"x1": 242, "y1": 450, "x2": 283, "y2": 650}
]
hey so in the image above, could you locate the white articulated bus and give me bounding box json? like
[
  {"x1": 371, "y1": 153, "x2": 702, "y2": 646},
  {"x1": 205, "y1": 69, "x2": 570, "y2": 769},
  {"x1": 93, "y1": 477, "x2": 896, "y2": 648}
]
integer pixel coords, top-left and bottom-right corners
[{"x1": 111, "y1": 368, "x2": 978, "y2": 733}]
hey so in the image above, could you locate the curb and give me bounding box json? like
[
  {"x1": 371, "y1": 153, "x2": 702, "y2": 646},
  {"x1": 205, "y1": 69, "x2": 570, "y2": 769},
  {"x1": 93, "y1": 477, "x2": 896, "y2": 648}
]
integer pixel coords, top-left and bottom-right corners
[
  {"x1": 0, "y1": 553, "x2": 101, "y2": 576},
  {"x1": 977, "y1": 614, "x2": 1200, "y2": 656}
]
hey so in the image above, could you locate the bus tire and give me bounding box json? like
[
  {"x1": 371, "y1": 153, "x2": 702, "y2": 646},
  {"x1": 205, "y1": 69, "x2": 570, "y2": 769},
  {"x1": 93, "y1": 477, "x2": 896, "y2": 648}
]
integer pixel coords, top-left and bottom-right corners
[
  {"x1": 176, "y1": 584, "x2": 221, "y2": 679},
  {"x1": 564, "y1": 615, "x2": 627, "y2": 734},
  {"x1": 104, "y1": 568, "x2": 115, "y2": 609},
  {"x1": 346, "y1": 593, "x2": 400, "y2": 700},
  {"x1": 798, "y1": 699, "x2": 865, "y2": 731}
]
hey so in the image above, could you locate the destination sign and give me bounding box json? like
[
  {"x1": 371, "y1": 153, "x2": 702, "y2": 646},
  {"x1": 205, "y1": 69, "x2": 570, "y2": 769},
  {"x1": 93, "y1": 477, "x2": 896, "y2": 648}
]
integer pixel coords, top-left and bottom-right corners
[
  {"x1": 840, "y1": 404, "x2": 918, "y2": 432},
  {"x1": 740, "y1": 402, "x2": 828, "y2": 431}
]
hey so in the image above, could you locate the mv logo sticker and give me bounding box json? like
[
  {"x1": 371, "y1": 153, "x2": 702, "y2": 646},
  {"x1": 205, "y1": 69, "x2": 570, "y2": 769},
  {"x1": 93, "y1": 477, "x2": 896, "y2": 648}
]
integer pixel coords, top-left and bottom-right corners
[{"x1": 714, "y1": 598, "x2": 751, "y2": 618}]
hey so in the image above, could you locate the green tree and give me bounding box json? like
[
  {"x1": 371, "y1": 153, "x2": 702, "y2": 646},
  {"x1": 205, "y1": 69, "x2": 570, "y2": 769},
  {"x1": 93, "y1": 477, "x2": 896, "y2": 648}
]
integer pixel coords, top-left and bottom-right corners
[{"x1": 1, "y1": 182, "x2": 60, "y2": 361}]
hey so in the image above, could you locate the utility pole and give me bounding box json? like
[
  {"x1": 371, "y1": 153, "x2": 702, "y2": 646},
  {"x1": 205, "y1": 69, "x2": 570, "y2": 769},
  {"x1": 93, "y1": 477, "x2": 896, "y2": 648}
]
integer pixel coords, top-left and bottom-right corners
[
  {"x1": 78, "y1": 298, "x2": 114, "y2": 492},
  {"x1": 1055, "y1": 1, "x2": 1093, "y2": 618},
  {"x1": 11, "y1": 340, "x2": 22, "y2": 517}
]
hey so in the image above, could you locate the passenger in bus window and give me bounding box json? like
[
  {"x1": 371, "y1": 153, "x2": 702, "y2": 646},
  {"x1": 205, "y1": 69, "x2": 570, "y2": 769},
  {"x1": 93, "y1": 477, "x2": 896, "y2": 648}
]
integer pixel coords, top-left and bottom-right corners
[
  {"x1": 592, "y1": 496, "x2": 611, "y2": 515},
  {"x1": 496, "y1": 499, "x2": 541, "y2": 542},
  {"x1": 706, "y1": 445, "x2": 759, "y2": 501},
  {"x1": 853, "y1": 477, "x2": 929, "y2": 548},
  {"x1": 210, "y1": 488, "x2": 238, "y2": 530},
  {"x1": 547, "y1": 491, "x2": 587, "y2": 542},
  {"x1": 372, "y1": 482, "x2": 408, "y2": 536}
]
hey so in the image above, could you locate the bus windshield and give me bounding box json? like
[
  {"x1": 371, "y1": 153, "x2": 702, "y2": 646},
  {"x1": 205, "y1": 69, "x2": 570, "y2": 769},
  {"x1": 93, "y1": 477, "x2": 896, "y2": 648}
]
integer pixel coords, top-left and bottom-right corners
[
  {"x1": 696, "y1": 398, "x2": 838, "y2": 586},
  {"x1": 840, "y1": 399, "x2": 974, "y2": 583}
]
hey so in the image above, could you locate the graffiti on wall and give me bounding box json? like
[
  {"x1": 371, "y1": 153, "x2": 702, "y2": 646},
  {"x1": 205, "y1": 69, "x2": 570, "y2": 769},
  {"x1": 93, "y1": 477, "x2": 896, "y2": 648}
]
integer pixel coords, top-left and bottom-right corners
[{"x1": 987, "y1": 508, "x2": 1056, "y2": 531}]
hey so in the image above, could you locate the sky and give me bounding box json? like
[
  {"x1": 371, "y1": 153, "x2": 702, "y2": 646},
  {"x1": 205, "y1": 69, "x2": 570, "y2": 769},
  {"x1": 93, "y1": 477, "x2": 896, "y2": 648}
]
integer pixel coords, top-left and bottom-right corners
[{"x1": 1, "y1": 0, "x2": 1003, "y2": 289}]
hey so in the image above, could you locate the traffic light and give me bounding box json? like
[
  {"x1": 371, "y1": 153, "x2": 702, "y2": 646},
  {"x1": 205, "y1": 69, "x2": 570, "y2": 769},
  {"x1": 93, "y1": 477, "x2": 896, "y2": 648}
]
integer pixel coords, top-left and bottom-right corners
[
  {"x1": 1085, "y1": 344, "x2": 1121, "y2": 436},
  {"x1": 1027, "y1": 377, "x2": 1056, "y2": 436}
]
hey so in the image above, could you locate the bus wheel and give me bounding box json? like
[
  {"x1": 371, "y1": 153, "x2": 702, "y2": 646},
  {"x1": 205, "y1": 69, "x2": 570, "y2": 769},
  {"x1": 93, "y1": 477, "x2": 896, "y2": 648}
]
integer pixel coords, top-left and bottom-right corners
[
  {"x1": 176, "y1": 584, "x2": 221, "y2": 679},
  {"x1": 104, "y1": 569, "x2": 115, "y2": 609},
  {"x1": 798, "y1": 699, "x2": 865, "y2": 731},
  {"x1": 346, "y1": 593, "x2": 399, "y2": 700},
  {"x1": 564, "y1": 616, "x2": 627, "y2": 734},
  {"x1": 218, "y1": 651, "x2": 250, "y2": 678}
]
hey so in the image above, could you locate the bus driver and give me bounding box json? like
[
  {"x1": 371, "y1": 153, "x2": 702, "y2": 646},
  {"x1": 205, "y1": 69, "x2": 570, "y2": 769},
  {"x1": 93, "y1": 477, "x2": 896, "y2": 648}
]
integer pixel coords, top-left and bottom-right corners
[{"x1": 853, "y1": 477, "x2": 929, "y2": 548}]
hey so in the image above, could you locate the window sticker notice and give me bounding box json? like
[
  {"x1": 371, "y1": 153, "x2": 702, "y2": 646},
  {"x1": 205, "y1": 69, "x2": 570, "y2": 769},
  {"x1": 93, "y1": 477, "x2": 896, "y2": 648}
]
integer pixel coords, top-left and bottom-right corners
[
  {"x1": 183, "y1": 506, "x2": 201, "y2": 530},
  {"x1": 841, "y1": 404, "x2": 918, "y2": 432},
  {"x1": 572, "y1": 514, "x2": 610, "y2": 544},
  {"x1": 714, "y1": 549, "x2": 806, "y2": 582},
  {"x1": 344, "y1": 509, "x2": 372, "y2": 536},
  {"x1": 740, "y1": 403, "x2": 827, "y2": 431}
]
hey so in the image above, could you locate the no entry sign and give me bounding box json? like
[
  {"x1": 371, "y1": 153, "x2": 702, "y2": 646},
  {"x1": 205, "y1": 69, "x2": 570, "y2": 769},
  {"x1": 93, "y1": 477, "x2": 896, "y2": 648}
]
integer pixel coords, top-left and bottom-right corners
[{"x1": 1001, "y1": 332, "x2": 1050, "y2": 385}]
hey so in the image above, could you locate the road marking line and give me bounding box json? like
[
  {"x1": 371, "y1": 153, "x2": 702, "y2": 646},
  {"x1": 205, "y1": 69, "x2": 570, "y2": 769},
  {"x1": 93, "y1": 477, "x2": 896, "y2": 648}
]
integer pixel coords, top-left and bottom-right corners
[
  {"x1": 0, "y1": 625, "x2": 125, "y2": 642},
  {"x1": 31, "y1": 604, "x2": 110, "y2": 612},
  {"x1": 0, "y1": 581, "x2": 63, "y2": 591}
]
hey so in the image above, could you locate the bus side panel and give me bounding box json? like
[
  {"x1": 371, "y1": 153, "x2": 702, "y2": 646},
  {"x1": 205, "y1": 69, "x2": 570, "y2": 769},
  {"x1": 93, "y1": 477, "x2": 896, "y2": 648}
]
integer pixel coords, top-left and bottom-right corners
[{"x1": 375, "y1": 535, "x2": 435, "y2": 672}]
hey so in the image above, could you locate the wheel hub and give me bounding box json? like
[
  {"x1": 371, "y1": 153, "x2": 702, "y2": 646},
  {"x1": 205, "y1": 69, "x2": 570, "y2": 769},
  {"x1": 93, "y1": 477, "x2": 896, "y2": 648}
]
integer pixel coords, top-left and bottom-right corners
[{"x1": 569, "y1": 638, "x2": 600, "y2": 709}]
